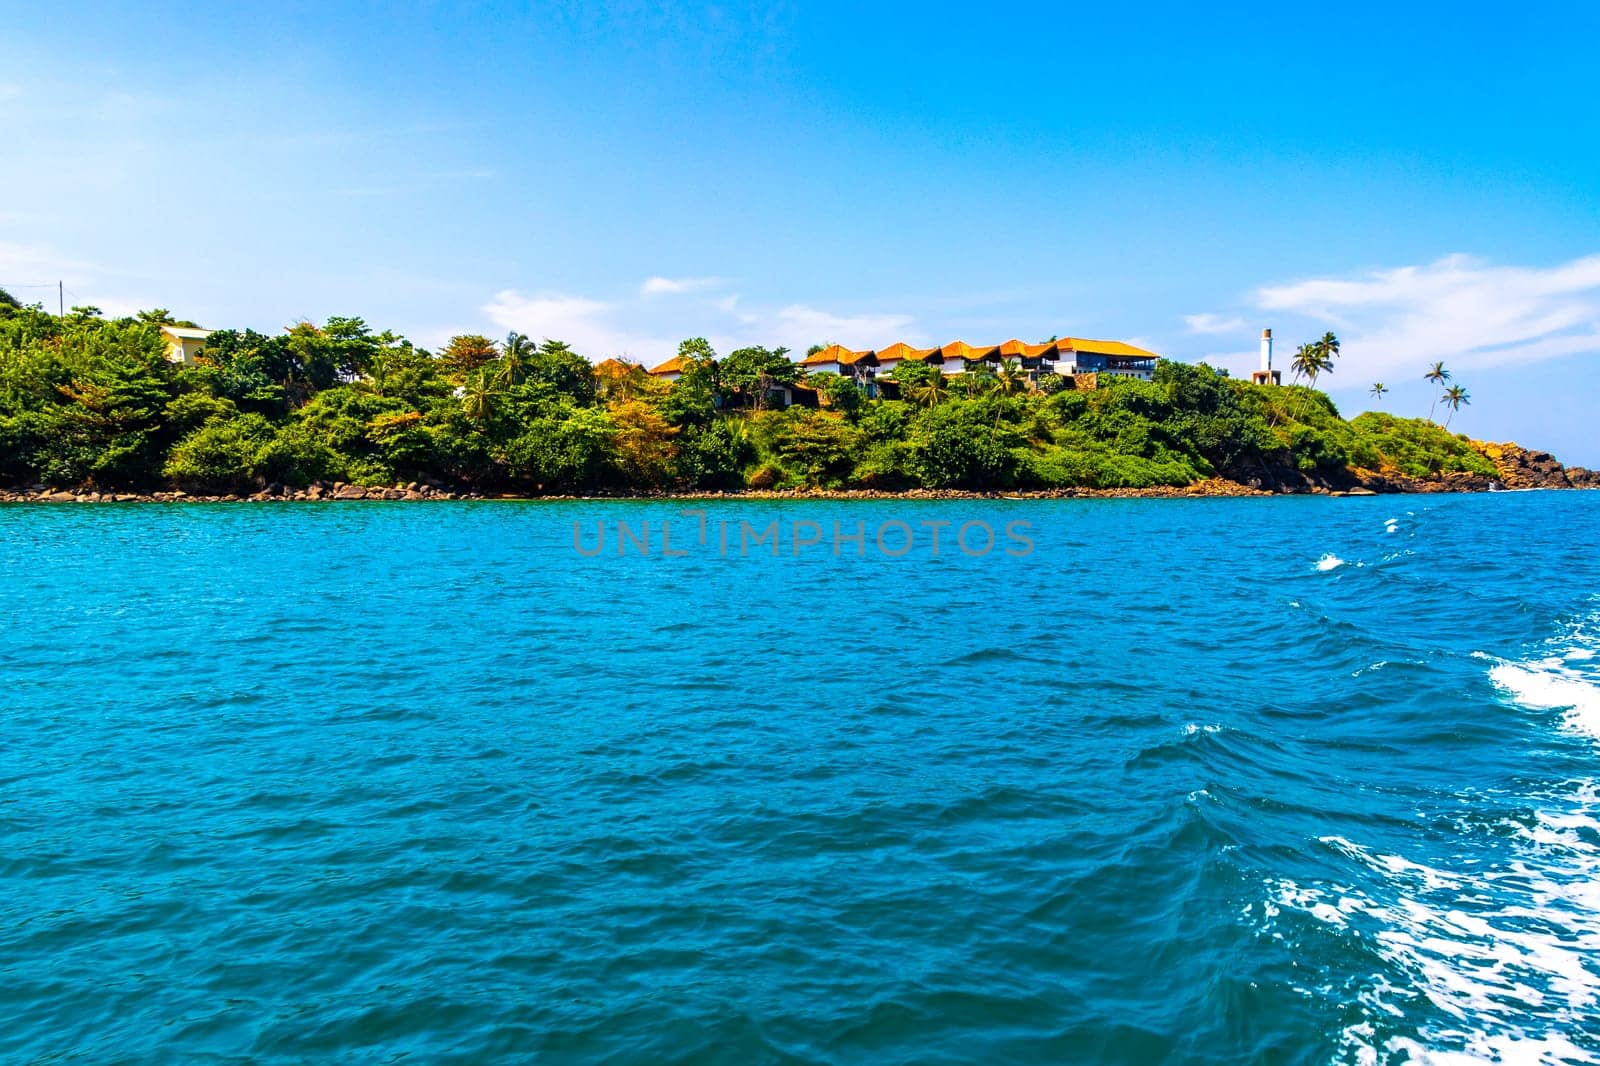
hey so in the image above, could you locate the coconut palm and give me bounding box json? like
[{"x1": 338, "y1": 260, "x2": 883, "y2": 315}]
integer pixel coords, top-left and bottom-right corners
[
  {"x1": 1424, "y1": 361, "x2": 1451, "y2": 421},
  {"x1": 909, "y1": 370, "x2": 949, "y2": 408},
  {"x1": 996, "y1": 358, "x2": 1027, "y2": 396},
  {"x1": 1369, "y1": 382, "x2": 1387, "y2": 405},
  {"x1": 1291, "y1": 342, "x2": 1333, "y2": 387},
  {"x1": 499, "y1": 331, "x2": 535, "y2": 387},
  {"x1": 462, "y1": 370, "x2": 495, "y2": 426},
  {"x1": 1442, "y1": 385, "x2": 1470, "y2": 428}
]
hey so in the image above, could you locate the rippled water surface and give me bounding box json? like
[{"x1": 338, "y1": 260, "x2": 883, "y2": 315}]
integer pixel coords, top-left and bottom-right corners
[{"x1": 3, "y1": 494, "x2": 1599, "y2": 1063}]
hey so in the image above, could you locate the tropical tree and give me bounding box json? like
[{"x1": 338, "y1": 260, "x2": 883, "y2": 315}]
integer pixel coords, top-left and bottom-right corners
[
  {"x1": 441, "y1": 334, "x2": 499, "y2": 382},
  {"x1": 720, "y1": 345, "x2": 798, "y2": 410},
  {"x1": 1290, "y1": 338, "x2": 1335, "y2": 389},
  {"x1": 1442, "y1": 385, "x2": 1470, "y2": 428},
  {"x1": 1370, "y1": 382, "x2": 1387, "y2": 405},
  {"x1": 996, "y1": 358, "x2": 1027, "y2": 396},
  {"x1": 1425, "y1": 361, "x2": 1451, "y2": 422},
  {"x1": 908, "y1": 369, "x2": 949, "y2": 408},
  {"x1": 1319, "y1": 332, "x2": 1341, "y2": 369},
  {"x1": 499, "y1": 331, "x2": 535, "y2": 387},
  {"x1": 461, "y1": 370, "x2": 495, "y2": 427}
]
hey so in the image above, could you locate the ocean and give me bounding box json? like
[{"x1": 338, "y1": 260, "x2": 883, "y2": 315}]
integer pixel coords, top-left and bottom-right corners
[{"x1": 2, "y1": 493, "x2": 1597, "y2": 1063}]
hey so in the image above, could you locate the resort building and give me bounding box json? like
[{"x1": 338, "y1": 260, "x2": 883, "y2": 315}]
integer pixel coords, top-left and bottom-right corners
[
  {"x1": 799, "y1": 337, "x2": 1160, "y2": 386},
  {"x1": 646, "y1": 355, "x2": 689, "y2": 382},
  {"x1": 160, "y1": 325, "x2": 213, "y2": 365}
]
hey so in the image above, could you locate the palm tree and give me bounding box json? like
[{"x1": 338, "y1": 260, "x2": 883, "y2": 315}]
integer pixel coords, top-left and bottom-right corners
[
  {"x1": 500, "y1": 331, "x2": 535, "y2": 387},
  {"x1": 1290, "y1": 342, "x2": 1333, "y2": 387},
  {"x1": 1320, "y1": 332, "x2": 1341, "y2": 369},
  {"x1": 996, "y1": 358, "x2": 1026, "y2": 396},
  {"x1": 909, "y1": 370, "x2": 949, "y2": 408},
  {"x1": 1424, "y1": 361, "x2": 1450, "y2": 422},
  {"x1": 1442, "y1": 385, "x2": 1470, "y2": 428},
  {"x1": 462, "y1": 370, "x2": 495, "y2": 426},
  {"x1": 1369, "y1": 382, "x2": 1387, "y2": 405}
]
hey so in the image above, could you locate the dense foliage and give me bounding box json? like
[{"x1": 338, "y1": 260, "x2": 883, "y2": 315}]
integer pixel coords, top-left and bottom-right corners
[{"x1": 0, "y1": 304, "x2": 1497, "y2": 494}]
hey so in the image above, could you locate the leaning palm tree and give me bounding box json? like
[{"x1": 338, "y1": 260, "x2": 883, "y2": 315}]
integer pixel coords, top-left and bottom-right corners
[
  {"x1": 1424, "y1": 361, "x2": 1451, "y2": 422},
  {"x1": 1290, "y1": 342, "x2": 1333, "y2": 387},
  {"x1": 1369, "y1": 382, "x2": 1387, "y2": 405},
  {"x1": 1442, "y1": 385, "x2": 1470, "y2": 428},
  {"x1": 1320, "y1": 332, "x2": 1341, "y2": 368}
]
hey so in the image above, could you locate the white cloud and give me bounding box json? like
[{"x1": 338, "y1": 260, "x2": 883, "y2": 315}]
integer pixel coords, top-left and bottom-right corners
[
  {"x1": 482, "y1": 284, "x2": 920, "y2": 364},
  {"x1": 1183, "y1": 313, "x2": 1248, "y2": 335},
  {"x1": 769, "y1": 305, "x2": 919, "y2": 351},
  {"x1": 640, "y1": 275, "x2": 724, "y2": 297},
  {"x1": 1252, "y1": 253, "x2": 1600, "y2": 381},
  {"x1": 482, "y1": 290, "x2": 673, "y2": 362}
]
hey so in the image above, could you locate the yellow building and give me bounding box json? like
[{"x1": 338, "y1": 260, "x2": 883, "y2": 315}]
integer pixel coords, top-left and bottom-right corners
[{"x1": 160, "y1": 325, "x2": 213, "y2": 365}]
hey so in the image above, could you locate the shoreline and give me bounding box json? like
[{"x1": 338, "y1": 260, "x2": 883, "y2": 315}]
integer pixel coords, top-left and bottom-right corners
[{"x1": 3, "y1": 478, "x2": 1595, "y2": 505}]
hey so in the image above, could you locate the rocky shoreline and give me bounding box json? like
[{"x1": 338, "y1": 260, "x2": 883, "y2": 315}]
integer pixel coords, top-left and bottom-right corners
[{"x1": 2, "y1": 443, "x2": 1593, "y2": 505}]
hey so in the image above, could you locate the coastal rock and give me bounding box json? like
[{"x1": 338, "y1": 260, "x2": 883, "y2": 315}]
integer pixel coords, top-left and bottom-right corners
[
  {"x1": 1474, "y1": 441, "x2": 1579, "y2": 489},
  {"x1": 333, "y1": 485, "x2": 368, "y2": 500}
]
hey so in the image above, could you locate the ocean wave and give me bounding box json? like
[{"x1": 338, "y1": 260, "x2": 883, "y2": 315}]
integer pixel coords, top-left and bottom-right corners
[
  {"x1": 1488, "y1": 603, "x2": 1600, "y2": 741},
  {"x1": 1316, "y1": 554, "x2": 1346, "y2": 572},
  {"x1": 1270, "y1": 814, "x2": 1600, "y2": 1064}
]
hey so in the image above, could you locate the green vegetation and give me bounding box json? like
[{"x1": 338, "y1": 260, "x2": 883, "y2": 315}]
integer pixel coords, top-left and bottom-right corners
[{"x1": 0, "y1": 303, "x2": 1501, "y2": 495}]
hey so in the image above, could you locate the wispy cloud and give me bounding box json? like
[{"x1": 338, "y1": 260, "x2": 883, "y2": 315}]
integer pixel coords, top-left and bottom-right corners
[
  {"x1": 482, "y1": 283, "x2": 919, "y2": 363},
  {"x1": 1183, "y1": 312, "x2": 1248, "y2": 335},
  {"x1": 1184, "y1": 253, "x2": 1600, "y2": 384},
  {"x1": 482, "y1": 290, "x2": 674, "y2": 361},
  {"x1": 1254, "y1": 253, "x2": 1600, "y2": 380},
  {"x1": 640, "y1": 275, "x2": 725, "y2": 297},
  {"x1": 768, "y1": 305, "x2": 919, "y2": 352}
]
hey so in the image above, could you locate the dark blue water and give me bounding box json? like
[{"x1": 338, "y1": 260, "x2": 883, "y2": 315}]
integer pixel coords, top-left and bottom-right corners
[{"x1": 3, "y1": 494, "x2": 1598, "y2": 1064}]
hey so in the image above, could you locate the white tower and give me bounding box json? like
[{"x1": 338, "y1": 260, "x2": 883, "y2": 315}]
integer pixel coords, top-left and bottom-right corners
[{"x1": 1252, "y1": 328, "x2": 1281, "y2": 385}]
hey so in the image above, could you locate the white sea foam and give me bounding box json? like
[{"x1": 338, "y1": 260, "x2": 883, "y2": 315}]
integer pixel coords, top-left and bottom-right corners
[
  {"x1": 1316, "y1": 554, "x2": 1345, "y2": 572},
  {"x1": 1489, "y1": 608, "x2": 1600, "y2": 741},
  {"x1": 1272, "y1": 816, "x2": 1600, "y2": 1064},
  {"x1": 1385, "y1": 517, "x2": 1400, "y2": 534},
  {"x1": 1491, "y1": 660, "x2": 1600, "y2": 740}
]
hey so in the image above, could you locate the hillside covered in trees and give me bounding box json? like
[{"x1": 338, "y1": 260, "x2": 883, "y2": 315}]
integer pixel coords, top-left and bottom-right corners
[{"x1": 0, "y1": 301, "x2": 1591, "y2": 498}]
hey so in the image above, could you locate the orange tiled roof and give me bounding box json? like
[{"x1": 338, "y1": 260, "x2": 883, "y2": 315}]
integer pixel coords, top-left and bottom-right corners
[
  {"x1": 802, "y1": 344, "x2": 876, "y2": 366},
  {"x1": 1056, "y1": 338, "x2": 1160, "y2": 359},
  {"x1": 648, "y1": 355, "x2": 686, "y2": 375},
  {"x1": 874, "y1": 342, "x2": 938, "y2": 363},
  {"x1": 595, "y1": 357, "x2": 641, "y2": 375},
  {"x1": 788, "y1": 337, "x2": 1160, "y2": 375}
]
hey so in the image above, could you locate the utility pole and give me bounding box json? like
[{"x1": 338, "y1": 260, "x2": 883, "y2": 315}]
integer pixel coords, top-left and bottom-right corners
[{"x1": 58, "y1": 281, "x2": 63, "y2": 317}]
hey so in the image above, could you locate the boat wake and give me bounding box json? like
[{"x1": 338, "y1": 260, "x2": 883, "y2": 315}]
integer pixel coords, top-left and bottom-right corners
[{"x1": 1270, "y1": 608, "x2": 1600, "y2": 1064}]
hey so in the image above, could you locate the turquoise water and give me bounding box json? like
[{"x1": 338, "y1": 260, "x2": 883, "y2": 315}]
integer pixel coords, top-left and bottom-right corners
[{"x1": 3, "y1": 494, "x2": 1599, "y2": 1064}]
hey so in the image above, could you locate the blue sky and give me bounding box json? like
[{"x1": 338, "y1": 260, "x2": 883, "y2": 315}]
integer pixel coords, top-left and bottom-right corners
[{"x1": 3, "y1": 1, "x2": 1599, "y2": 461}]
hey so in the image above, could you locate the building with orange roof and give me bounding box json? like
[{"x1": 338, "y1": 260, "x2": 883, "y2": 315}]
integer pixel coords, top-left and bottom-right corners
[
  {"x1": 812, "y1": 336, "x2": 1160, "y2": 387},
  {"x1": 647, "y1": 354, "x2": 689, "y2": 381}
]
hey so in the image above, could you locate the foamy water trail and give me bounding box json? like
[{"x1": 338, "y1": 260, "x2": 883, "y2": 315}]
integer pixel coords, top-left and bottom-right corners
[
  {"x1": 1274, "y1": 608, "x2": 1600, "y2": 1063},
  {"x1": 1317, "y1": 553, "x2": 1346, "y2": 572}
]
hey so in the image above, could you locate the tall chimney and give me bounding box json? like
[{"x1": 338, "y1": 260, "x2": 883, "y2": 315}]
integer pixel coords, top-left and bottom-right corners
[{"x1": 1260, "y1": 328, "x2": 1273, "y2": 373}]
